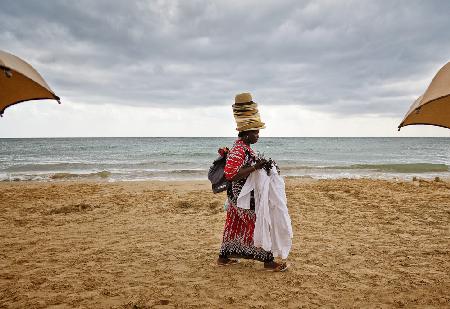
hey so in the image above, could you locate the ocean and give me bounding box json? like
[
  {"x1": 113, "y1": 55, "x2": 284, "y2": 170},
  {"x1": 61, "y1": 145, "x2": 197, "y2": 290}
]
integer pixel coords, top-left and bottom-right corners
[{"x1": 0, "y1": 137, "x2": 449, "y2": 182}]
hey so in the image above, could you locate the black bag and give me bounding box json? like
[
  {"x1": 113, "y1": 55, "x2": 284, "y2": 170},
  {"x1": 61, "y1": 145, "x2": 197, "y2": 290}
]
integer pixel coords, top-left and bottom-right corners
[{"x1": 208, "y1": 147, "x2": 229, "y2": 193}]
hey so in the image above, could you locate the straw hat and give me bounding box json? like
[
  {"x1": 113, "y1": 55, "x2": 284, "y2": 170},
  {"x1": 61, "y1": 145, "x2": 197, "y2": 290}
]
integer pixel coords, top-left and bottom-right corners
[{"x1": 233, "y1": 92, "x2": 266, "y2": 131}]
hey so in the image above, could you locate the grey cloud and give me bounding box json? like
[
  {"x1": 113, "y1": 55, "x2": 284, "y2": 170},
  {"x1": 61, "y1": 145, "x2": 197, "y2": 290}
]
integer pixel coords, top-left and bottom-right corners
[{"x1": 1, "y1": 0, "x2": 449, "y2": 116}]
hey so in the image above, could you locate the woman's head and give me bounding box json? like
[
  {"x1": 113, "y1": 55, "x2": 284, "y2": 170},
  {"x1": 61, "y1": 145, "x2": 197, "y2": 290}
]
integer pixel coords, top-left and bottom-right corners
[{"x1": 238, "y1": 130, "x2": 259, "y2": 145}]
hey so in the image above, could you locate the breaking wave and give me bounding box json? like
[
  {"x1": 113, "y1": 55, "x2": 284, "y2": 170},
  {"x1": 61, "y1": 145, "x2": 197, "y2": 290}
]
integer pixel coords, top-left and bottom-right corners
[
  {"x1": 50, "y1": 171, "x2": 112, "y2": 180},
  {"x1": 0, "y1": 168, "x2": 208, "y2": 182},
  {"x1": 280, "y1": 163, "x2": 449, "y2": 173},
  {"x1": 332, "y1": 163, "x2": 449, "y2": 173}
]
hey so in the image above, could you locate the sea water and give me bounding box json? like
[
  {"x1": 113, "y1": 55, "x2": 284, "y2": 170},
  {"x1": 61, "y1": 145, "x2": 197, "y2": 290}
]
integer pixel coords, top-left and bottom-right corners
[{"x1": 0, "y1": 137, "x2": 449, "y2": 181}]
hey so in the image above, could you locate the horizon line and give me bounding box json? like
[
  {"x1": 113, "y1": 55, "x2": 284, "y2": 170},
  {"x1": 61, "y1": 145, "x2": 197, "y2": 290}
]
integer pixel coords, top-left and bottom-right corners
[{"x1": 1, "y1": 136, "x2": 449, "y2": 139}]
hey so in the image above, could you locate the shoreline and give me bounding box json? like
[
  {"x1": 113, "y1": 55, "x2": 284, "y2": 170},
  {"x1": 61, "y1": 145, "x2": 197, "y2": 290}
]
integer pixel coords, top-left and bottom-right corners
[
  {"x1": 1, "y1": 174, "x2": 449, "y2": 185},
  {"x1": 1, "y1": 178, "x2": 449, "y2": 307}
]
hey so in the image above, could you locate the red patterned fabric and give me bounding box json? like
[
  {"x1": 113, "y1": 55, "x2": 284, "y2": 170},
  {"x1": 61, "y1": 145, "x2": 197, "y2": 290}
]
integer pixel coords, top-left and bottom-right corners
[
  {"x1": 224, "y1": 139, "x2": 255, "y2": 181},
  {"x1": 223, "y1": 203, "x2": 255, "y2": 245}
]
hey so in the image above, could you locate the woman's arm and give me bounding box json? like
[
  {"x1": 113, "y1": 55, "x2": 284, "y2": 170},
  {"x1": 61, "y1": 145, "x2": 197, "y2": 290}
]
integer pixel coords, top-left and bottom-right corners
[{"x1": 229, "y1": 159, "x2": 267, "y2": 182}]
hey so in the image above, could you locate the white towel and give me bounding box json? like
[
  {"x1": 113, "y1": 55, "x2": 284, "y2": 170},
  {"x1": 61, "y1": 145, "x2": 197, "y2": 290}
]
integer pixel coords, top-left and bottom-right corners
[{"x1": 237, "y1": 166, "x2": 293, "y2": 259}]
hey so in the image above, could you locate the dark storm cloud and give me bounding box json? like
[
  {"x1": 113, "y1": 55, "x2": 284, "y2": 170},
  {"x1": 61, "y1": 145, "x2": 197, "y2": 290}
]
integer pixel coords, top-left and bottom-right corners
[{"x1": 1, "y1": 0, "x2": 449, "y2": 116}]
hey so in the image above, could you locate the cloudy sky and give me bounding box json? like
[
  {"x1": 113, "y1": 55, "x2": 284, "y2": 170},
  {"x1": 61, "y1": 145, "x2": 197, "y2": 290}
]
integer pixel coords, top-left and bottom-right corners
[{"x1": 1, "y1": 0, "x2": 449, "y2": 137}]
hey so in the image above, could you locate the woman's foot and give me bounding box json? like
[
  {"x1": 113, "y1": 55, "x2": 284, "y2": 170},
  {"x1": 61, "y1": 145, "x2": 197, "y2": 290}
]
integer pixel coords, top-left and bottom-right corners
[
  {"x1": 217, "y1": 257, "x2": 239, "y2": 266},
  {"x1": 263, "y1": 261, "x2": 289, "y2": 272}
]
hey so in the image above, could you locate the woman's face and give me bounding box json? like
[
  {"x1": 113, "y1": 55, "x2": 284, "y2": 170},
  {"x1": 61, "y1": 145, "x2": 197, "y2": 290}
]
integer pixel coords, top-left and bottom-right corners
[{"x1": 245, "y1": 130, "x2": 260, "y2": 144}]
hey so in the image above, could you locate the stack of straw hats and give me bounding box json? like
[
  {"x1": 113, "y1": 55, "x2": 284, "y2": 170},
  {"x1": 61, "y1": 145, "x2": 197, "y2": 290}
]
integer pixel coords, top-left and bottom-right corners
[{"x1": 233, "y1": 92, "x2": 265, "y2": 131}]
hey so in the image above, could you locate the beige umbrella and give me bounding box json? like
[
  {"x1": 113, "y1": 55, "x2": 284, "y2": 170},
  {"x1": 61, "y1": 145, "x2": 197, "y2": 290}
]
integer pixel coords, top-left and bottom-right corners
[
  {"x1": 398, "y1": 62, "x2": 450, "y2": 130},
  {"x1": 0, "y1": 50, "x2": 60, "y2": 117}
]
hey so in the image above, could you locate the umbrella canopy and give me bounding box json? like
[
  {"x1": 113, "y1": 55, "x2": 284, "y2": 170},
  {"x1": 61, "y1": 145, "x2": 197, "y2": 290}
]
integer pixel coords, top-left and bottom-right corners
[
  {"x1": 0, "y1": 50, "x2": 60, "y2": 117},
  {"x1": 398, "y1": 62, "x2": 450, "y2": 130}
]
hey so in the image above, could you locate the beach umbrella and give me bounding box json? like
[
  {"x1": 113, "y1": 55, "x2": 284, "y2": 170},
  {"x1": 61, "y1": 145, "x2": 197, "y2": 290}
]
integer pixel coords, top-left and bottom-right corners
[
  {"x1": 0, "y1": 49, "x2": 60, "y2": 117},
  {"x1": 398, "y1": 62, "x2": 450, "y2": 130}
]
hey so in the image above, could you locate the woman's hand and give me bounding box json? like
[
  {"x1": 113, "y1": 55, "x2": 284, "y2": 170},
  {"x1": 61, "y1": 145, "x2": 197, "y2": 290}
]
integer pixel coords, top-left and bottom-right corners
[{"x1": 254, "y1": 159, "x2": 268, "y2": 170}]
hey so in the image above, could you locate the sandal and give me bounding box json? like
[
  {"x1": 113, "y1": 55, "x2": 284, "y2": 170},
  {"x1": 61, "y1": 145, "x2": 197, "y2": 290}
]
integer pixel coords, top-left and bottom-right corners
[
  {"x1": 217, "y1": 258, "x2": 239, "y2": 266},
  {"x1": 263, "y1": 261, "x2": 289, "y2": 272}
]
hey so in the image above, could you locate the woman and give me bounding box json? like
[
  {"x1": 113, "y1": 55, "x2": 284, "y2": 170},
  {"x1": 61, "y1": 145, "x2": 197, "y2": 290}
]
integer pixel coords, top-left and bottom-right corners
[{"x1": 217, "y1": 93, "x2": 287, "y2": 272}]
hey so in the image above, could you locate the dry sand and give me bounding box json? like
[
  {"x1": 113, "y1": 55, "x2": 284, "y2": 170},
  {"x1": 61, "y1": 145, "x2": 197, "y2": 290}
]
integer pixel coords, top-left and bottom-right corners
[{"x1": 1, "y1": 178, "x2": 449, "y2": 308}]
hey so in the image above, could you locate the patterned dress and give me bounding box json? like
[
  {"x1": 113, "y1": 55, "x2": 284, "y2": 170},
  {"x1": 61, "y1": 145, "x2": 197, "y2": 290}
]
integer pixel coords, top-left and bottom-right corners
[{"x1": 218, "y1": 139, "x2": 274, "y2": 262}]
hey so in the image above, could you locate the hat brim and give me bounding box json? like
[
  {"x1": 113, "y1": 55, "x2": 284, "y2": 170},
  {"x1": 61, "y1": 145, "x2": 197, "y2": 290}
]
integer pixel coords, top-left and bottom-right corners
[{"x1": 236, "y1": 123, "x2": 266, "y2": 132}]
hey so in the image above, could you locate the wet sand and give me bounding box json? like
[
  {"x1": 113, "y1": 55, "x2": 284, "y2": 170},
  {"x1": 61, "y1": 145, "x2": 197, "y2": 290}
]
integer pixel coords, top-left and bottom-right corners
[{"x1": 1, "y1": 178, "x2": 449, "y2": 308}]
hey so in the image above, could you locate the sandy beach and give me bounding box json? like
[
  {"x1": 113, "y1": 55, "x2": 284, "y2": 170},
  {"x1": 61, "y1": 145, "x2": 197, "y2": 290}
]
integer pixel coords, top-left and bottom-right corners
[{"x1": 1, "y1": 178, "x2": 449, "y2": 308}]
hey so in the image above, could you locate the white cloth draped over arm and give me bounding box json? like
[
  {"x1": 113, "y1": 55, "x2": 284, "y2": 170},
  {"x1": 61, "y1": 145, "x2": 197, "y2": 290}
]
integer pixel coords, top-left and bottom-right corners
[
  {"x1": 237, "y1": 166, "x2": 293, "y2": 259},
  {"x1": 267, "y1": 167, "x2": 293, "y2": 259},
  {"x1": 236, "y1": 170, "x2": 256, "y2": 210}
]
